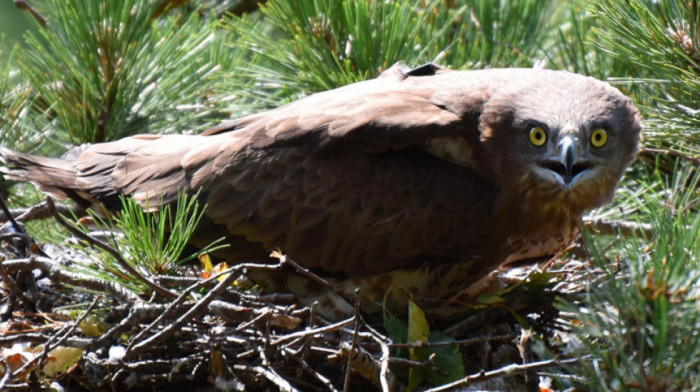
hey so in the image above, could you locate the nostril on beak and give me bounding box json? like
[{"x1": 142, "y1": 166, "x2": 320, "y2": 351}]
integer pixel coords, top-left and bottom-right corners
[
  {"x1": 539, "y1": 160, "x2": 568, "y2": 179},
  {"x1": 571, "y1": 162, "x2": 592, "y2": 178}
]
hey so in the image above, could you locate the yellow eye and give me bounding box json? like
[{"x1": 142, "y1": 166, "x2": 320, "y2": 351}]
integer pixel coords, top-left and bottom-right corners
[
  {"x1": 529, "y1": 127, "x2": 547, "y2": 147},
  {"x1": 590, "y1": 128, "x2": 608, "y2": 148}
]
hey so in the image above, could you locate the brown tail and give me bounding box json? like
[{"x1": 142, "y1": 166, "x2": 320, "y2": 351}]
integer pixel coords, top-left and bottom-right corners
[{"x1": 0, "y1": 147, "x2": 97, "y2": 209}]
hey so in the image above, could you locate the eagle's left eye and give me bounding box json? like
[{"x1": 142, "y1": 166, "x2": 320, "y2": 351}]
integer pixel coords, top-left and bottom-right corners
[
  {"x1": 529, "y1": 127, "x2": 547, "y2": 147},
  {"x1": 590, "y1": 128, "x2": 608, "y2": 148}
]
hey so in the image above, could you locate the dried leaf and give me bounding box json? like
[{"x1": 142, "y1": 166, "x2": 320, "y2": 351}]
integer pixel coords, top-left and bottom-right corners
[{"x1": 43, "y1": 346, "x2": 83, "y2": 377}]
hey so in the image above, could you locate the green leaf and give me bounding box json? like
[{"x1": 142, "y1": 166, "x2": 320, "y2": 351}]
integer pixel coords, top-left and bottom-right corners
[
  {"x1": 384, "y1": 298, "x2": 465, "y2": 391},
  {"x1": 383, "y1": 306, "x2": 408, "y2": 346},
  {"x1": 407, "y1": 298, "x2": 431, "y2": 390},
  {"x1": 426, "y1": 330, "x2": 466, "y2": 386},
  {"x1": 407, "y1": 299, "x2": 430, "y2": 351}
]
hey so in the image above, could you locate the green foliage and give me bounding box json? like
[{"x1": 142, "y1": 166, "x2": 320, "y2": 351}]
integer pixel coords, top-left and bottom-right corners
[
  {"x1": 114, "y1": 192, "x2": 213, "y2": 274},
  {"x1": 384, "y1": 298, "x2": 465, "y2": 389},
  {"x1": 0, "y1": 44, "x2": 56, "y2": 228},
  {"x1": 590, "y1": 0, "x2": 700, "y2": 156},
  {"x1": 558, "y1": 166, "x2": 700, "y2": 391},
  {"x1": 68, "y1": 192, "x2": 217, "y2": 296},
  {"x1": 0, "y1": 0, "x2": 35, "y2": 46},
  {"x1": 436, "y1": 0, "x2": 557, "y2": 68},
  {"x1": 548, "y1": 1, "x2": 635, "y2": 80},
  {"x1": 1, "y1": 0, "x2": 699, "y2": 388},
  {"x1": 17, "y1": 0, "x2": 228, "y2": 144},
  {"x1": 0, "y1": 45, "x2": 49, "y2": 154},
  {"x1": 224, "y1": 0, "x2": 558, "y2": 106}
]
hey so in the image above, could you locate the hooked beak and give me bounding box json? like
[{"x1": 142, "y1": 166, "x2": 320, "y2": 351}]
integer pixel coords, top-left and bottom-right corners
[{"x1": 538, "y1": 135, "x2": 592, "y2": 188}]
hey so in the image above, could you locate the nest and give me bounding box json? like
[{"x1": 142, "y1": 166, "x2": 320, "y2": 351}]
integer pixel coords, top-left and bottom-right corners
[{"x1": 0, "y1": 200, "x2": 594, "y2": 391}]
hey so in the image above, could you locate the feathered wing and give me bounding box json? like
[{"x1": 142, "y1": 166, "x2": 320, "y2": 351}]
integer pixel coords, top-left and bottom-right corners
[{"x1": 1, "y1": 66, "x2": 515, "y2": 276}]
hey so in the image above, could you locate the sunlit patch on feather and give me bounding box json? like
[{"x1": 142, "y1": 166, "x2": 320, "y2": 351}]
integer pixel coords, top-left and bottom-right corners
[{"x1": 426, "y1": 137, "x2": 476, "y2": 168}]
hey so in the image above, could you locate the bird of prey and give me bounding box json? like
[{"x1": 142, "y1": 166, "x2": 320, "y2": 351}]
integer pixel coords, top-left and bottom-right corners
[{"x1": 0, "y1": 63, "x2": 641, "y2": 311}]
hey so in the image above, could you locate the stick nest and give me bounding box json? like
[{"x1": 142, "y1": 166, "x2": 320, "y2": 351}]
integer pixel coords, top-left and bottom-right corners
[{"x1": 0, "y1": 202, "x2": 594, "y2": 391}]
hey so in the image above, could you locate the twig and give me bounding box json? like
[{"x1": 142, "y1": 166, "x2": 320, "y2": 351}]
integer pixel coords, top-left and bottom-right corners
[
  {"x1": 360, "y1": 319, "x2": 390, "y2": 344},
  {"x1": 239, "y1": 291, "x2": 298, "y2": 305},
  {"x1": 641, "y1": 146, "x2": 700, "y2": 165},
  {"x1": 0, "y1": 233, "x2": 30, "y2": 242},
  {"x1": 271, "y1": 317, "x2": 355, "y2": 346},
  {"x1": 0, "y1": 194, "x2": 25, "y2": 237},
  {"x1": 424, "y1": 357, "x2": 582, "y2": 392},
  {"x1": 92, "y1": 302, "x2": 182, "y2": 349},
  {"x1": 13, "y1": 0, "x2": 48, "y2": 26},
  {"x1": 517, "y1": 329, "x2": 538, "y2": 392},
  {"x1": 309, "y1": 345, "x2": 340, "y2": 355},
  {"x1": 286, "y1": 351, "x2": 339, "y2": 392},
  {"x1": 388, "y1": 353, "x2": 440, "y2": 372},
  {"x1": 329, "y1": 342, "x2": 402, "y2": 391},
  {"x1": 583, "y1": 218, "x2": 653, "y2": 238},
  {"x1": 0, "y1": 258, "x2": 36, "y2": 312},
  {"x1": 0, "y1": 383, "x2": 30, "y2": 391},
  {"x1": 209, "y1": 300, "x2": 302, "y2": 330},
  {"x1": 127, "y1": 294, "x2": 193, "y2": 347},
  {"x1": 233, "y1": 307, "x2": 273, "y2": 334},
  {"x1": 299, "y1": 301, "x2": 317, "y2": 368},
  {"x1": 388, "y1": 334, "x2": 515, "y2": 349},
  {"x1": 262, "y1": 310, "x2": 272, "y2": 365},
  {"x1": 127, "y1": 264, "x2": 253, "y2": 346},
  {"x1": 0, "y1": 355, "x2": 11, "y2": 391},
  {"x1": 377, "y1": 336, "x2": 392, "y2": 392},
  {"x1": 125, "y1": 354, "x2": 205, "y2": 373},
  {"x1": 154, "y1": 275, "x2": 201, "y2": 287},
  {"x1": 233, "y1": 364, "x2": 300, "y2": 392},
  {"x1": 539, "y1": 241, "x2": 579, "y2": 271},
  {"x1": 46, "y1": 197, "x2": 177, "y2": 300},
  {"x1": 343, "y1": 289, "x2": 361, "y2": 392},
  {"x1": 11, "y1": 295, "x2": 100, "y2": 378},
  {"x1": 3, "y1": 256, "x2": 140, "y2": 302},
  {"x1": 0, "y1": 201, "x2": 83, "y2": 224},
  {"x1": 539, "y1": 371, "x2": 585, "y2": 383},
  {"x1": 0, "y1": 332, "x2": 92, "y2": 348},
  {"x1": 127, "y1": 265, "x2": 242, "y2": 357},
  {"x1": 276, "y1": 253, "x2": 354, "y2": 305}
]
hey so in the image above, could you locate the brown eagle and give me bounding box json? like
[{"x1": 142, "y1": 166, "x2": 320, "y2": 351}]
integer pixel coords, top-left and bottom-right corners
[{"x1": 0, "y1": 63, "x2": 641, "y2": 311}]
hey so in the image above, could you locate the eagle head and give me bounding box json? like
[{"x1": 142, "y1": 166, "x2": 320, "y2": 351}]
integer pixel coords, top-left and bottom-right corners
[{"x1": 479, "y1": 70, "x2": 642, "y2": 217}]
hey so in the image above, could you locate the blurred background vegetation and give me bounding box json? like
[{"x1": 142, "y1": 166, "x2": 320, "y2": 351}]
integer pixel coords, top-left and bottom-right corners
[
  {"x1": 0, "y1": 1, "x2": 35, "y2": 46},
  {"x1": 0, "y1": 0, "x2": 698, "y2": 390}
]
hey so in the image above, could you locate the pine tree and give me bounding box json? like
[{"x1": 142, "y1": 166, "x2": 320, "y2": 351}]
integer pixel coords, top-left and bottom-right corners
[{"x1": 0, "y1": 0, "x2": 698, "y2": 390}]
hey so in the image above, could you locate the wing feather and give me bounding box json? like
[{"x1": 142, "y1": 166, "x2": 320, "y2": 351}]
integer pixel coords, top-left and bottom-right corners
[{"x1": 2, "y1": 65, "x2": 524, "y2": 275}]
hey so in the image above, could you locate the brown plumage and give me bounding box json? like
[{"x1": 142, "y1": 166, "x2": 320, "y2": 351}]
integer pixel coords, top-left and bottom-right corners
[{"x1": 0, "y1": 63, "x2": 641, "y2": 308}]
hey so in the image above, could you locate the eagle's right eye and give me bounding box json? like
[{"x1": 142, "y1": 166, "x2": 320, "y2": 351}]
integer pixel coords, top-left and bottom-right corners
[
  {"x1": 529, "y1": 127, "x2": 547, "y2": 147},
  {"x1": 590, "y1": 128, "x2": 608, "y2": 148}
]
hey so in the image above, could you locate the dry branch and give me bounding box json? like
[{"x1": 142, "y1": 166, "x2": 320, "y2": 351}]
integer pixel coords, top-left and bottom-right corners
[
  {"x1": 424, "y1": 357, "x2": 583, "y2": 392},
  {"x1": 2, "y1": 256, "x2": 140, "y2": 302}
]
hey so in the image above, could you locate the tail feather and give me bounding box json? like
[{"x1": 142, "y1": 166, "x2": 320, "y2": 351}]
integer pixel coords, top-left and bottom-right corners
[
  {"x1": 0, "y1": 147, "x2": 96, "y2": 207},
  {"x1": 0, "y1": 133, "x2": 212, "y2": 211}
]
